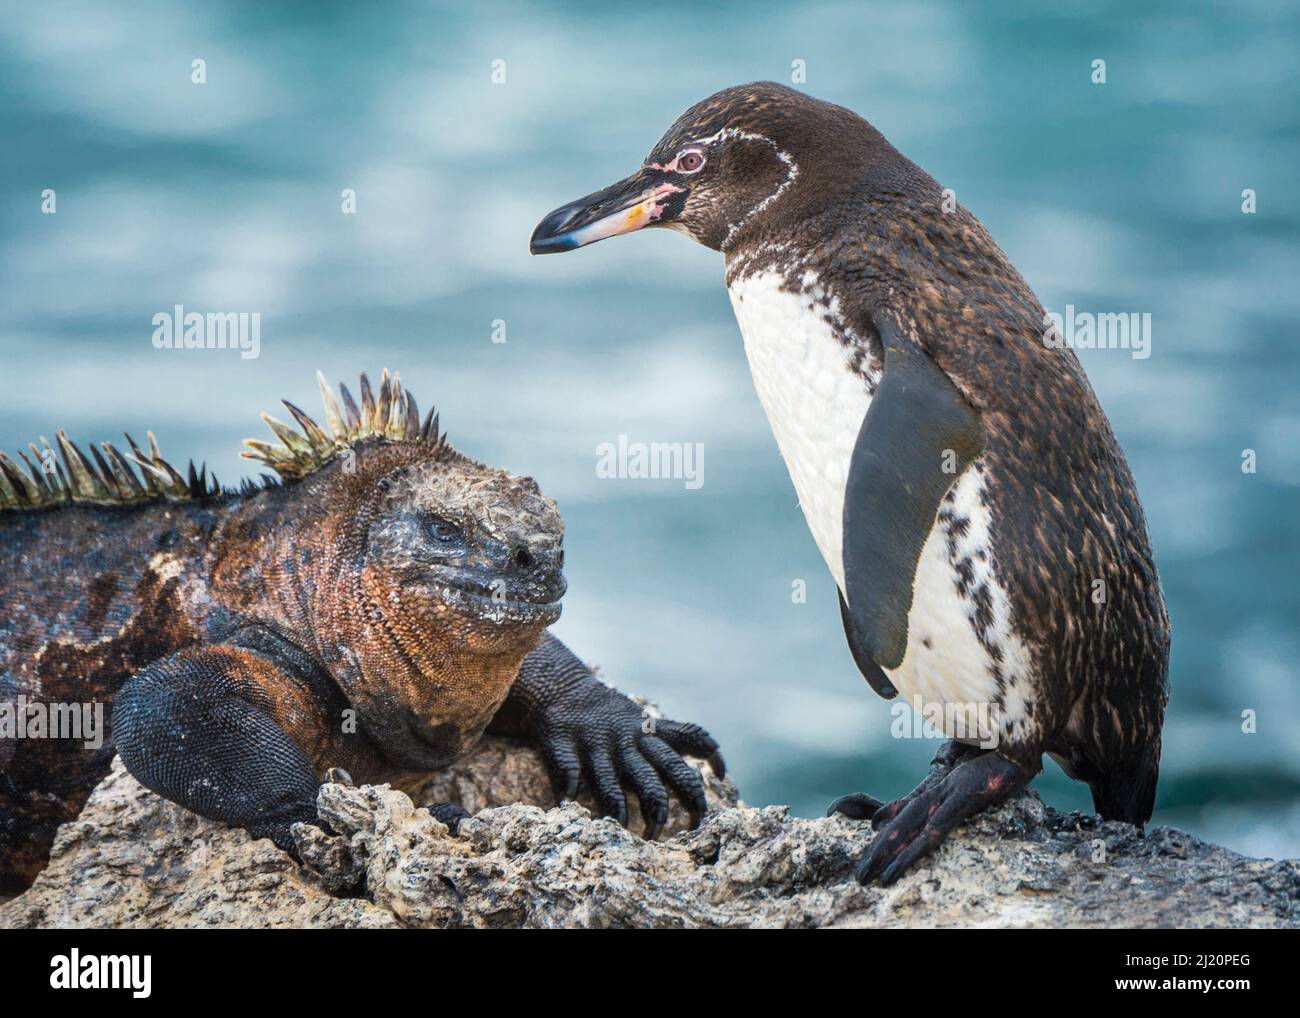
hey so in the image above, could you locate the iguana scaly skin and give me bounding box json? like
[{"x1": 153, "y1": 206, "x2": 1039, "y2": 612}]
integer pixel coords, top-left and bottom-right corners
[{"x1": 0, "y1": 370, "x2": 722, "y2": 894}]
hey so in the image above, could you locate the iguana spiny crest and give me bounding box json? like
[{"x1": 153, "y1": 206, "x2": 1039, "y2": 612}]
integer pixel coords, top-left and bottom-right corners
[
  {"x1": 242, "y1": 368, "x2": 448, "y2": 479},
  {"x1": 0, "y1": 369, "x2": 445, "y2": 510}
]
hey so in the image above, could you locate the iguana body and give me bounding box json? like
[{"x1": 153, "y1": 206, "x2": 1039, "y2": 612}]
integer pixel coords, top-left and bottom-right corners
[{"x1": 0, "y1": 370, "x2": 721, "y2": 894}]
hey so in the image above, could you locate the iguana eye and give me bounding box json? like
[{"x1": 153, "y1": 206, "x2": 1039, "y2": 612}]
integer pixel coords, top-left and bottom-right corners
[
  {"x1": 676, "y1": 149, "x2": 705, "y2": 173},
  {"x1": 428, "y1": 517, "x2": 461, "y2": 543}
]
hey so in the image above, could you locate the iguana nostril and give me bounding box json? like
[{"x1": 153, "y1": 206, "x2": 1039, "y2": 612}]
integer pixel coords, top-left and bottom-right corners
[{"x1": 511, "y1": 545, "x2": 534, "y2": 569}]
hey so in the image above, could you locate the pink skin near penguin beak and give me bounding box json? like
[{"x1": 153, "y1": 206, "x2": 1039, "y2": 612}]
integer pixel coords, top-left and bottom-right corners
[
  {"x1": 530, "y1": 175, "x2": 686, "y2": 254},
  {"x1": 564, "y1": 183, "x2": 682, "y2": 245}
]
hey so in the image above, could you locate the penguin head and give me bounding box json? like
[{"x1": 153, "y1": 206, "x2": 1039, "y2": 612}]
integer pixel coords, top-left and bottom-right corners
[{"x1": 531, "y1": 82, "x2": 901, "y2": 255}]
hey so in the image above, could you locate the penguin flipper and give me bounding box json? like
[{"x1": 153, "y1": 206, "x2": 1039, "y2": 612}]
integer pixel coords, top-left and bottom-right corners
[
  {"x1": 838, "y1": 591, "x2": 898, "y2": 698},
  {"x1": 840, "y1": 324, "x2": 986, "y2": 673}
]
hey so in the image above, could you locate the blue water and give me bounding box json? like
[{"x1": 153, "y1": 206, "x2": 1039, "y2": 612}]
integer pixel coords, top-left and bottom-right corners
[{"x1": 2, "y1": 1, "x2": 1297, "y2": 857}]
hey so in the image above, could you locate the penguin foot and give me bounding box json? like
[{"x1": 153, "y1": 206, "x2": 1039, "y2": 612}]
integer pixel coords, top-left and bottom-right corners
[
  {"x1": 826, "y1": 792, "x2": 884, "y2": 820},
  {"x1": 826, "y1": 740, "x2": 977, "y2": 823},
  {"x1": 854, "y1": 751, "x2": 1033, "y2": 886},
  {"x1": 868, "y1": 738, "x2": 983, "y2": 829}
]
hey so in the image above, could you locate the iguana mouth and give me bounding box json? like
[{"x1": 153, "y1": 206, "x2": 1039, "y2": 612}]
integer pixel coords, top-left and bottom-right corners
[
  {"x1": 428, "y1": 565, "x2": 565, "y2": 626},
  {"x1": 436, "y1": 583, "x2": 563, "y2": 625}
]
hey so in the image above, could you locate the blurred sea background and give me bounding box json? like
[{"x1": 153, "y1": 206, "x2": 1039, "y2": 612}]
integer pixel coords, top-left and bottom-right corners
[{"x1": 2, "y1": 0, "x2": 1297, "y2": 857}]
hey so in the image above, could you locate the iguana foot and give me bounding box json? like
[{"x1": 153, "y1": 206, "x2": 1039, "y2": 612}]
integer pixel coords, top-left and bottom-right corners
[
  {"x1": 425, "y1": 801, "x2": 472, "y2": 831},
  {"x1": 538, "y1": 695, "x2": 724, "y2": 840},
  {"x1": 503, "y1": 633, "x2": 725, "y2": 840},
  {"x1": 854, "y1": 751, "x2": 1034, "y2": 885},
  {"x1": 322, "y1": 766, "x2": 354, "y2": 787}
]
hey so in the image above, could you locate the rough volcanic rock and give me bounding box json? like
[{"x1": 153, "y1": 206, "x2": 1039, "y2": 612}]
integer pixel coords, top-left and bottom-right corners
[
  {"x1": 2, "y1": 738, "x2": 1296, "y2": 929},
  {"x1": 0, "y1": 735, "x2": 734, "y2": 928}
]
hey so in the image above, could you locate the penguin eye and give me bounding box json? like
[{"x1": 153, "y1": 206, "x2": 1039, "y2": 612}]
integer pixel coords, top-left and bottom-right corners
[{"x1": 676, "y1": 149, "x2": 705, "y2": 173}]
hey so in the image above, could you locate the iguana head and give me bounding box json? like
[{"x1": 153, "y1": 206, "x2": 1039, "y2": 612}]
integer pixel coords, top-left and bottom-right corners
[{"x1": 233, "y1": 370, "x2": 567, "y2": 766}]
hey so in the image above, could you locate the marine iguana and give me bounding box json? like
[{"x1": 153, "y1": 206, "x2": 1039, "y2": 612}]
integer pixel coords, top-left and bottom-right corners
[{"x1": 0, "y1": 370, "x2": 722, "y2": 895}]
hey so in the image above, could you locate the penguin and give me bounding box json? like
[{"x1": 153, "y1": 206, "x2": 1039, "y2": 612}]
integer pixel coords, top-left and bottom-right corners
[{"x1": 530, "y1": 82, "x2": 1170, "y2": 885}]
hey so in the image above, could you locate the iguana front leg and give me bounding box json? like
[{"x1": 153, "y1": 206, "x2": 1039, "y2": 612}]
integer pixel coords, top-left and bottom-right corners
[
  {"x1": 113, "y1": 646, "x2": 325, "y2": 852},
  {"x1": 112, "y1": 645, "x2": 468, "y2": 851},
  {"x1": 489, "y1": 632, "x2": 725, "y2": 838}
]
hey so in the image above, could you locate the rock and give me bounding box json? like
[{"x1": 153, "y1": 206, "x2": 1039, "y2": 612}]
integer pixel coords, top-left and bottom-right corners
[
  {"x1": 0, "y1": 734, "x2": 735, "y2": 929},
  {"x1": 0, "y1": 757, "x2": 399, "y2": 929},
  {"x1": 2, "y1": 736, "x2": 1296, "y2": 929}
]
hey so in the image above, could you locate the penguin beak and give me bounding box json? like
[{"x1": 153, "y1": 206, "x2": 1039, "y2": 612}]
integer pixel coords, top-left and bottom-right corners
[{"x1": 530, "y1": 169, "x2": 686, "y2": 254}]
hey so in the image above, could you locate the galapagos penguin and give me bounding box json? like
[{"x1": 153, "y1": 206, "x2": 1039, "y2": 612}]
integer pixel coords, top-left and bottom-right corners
[{"x1": 530, "y1": 82, "x2": 1170, "y2": 885}]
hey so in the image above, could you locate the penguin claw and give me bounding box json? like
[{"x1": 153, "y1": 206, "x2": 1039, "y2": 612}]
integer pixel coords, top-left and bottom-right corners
[
  {"x1": 826, "y1": 792, "x2": 884, "y2": 820},
  {"x1": 869, "y1": 795, "x2": 911, "y2": 829},
  {"x1": 857, "y1": 816, "x2": 943, "y2": 886},
  {"x1": 853, "y1": 751, "x2": 1035, "y2": 886},
  {"x1": 863, "y1": 739, "x2": 985, "y2": 829}
]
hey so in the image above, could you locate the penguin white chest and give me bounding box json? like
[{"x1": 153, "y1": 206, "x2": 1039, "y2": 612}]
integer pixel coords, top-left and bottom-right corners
[
  {"x1": 727, "y1": 270, "x2": 875, "y2": 593},
  {"x1": 726, "y1": 269, "x2": 1034, "y2": 744}
]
